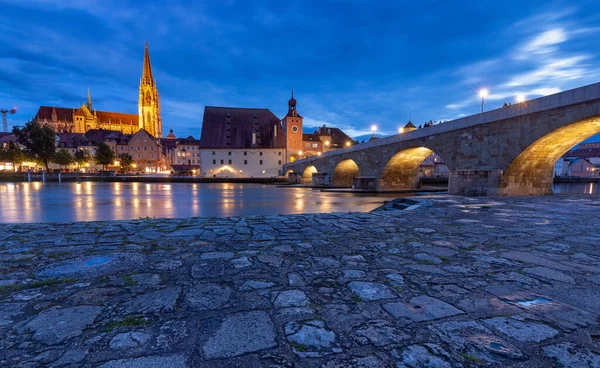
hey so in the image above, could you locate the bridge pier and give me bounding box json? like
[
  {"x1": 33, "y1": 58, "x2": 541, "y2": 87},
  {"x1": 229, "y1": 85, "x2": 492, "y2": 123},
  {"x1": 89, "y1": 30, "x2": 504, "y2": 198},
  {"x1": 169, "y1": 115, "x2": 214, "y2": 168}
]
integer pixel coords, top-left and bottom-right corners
[
  {"x1": 311, "y1": 172, "x2": 331, "y2": 186},
  {"x1": 448, "y1": 170, "x2": 503, "y2": 196}
]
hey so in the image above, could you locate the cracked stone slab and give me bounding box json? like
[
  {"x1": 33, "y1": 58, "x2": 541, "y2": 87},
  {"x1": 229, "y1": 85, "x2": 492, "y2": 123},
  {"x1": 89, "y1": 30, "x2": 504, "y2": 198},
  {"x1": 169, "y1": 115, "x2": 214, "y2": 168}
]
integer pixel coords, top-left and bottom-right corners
[
  {"x1": 285, "y1": 320, "x2": 338, "y2": 358},
  {"x1": 36, "y1": 253, "x2": 144, "y2": 280},
  {"x1": 348, "y1": 281, "x2": 395, "y2": 301},
  {"x1": 185, "y1": 284, "x2": 231, "y2": 311},
  {"x1": 202, "y1": 311, "x2": 276, "y2": 358},
  {"x1": 383, "y1": 295, "x2": 464, "y2": 323},
  {"x1": 22, "y1": 306, "x2": 102, "y2": 345},
  {"x1": 434, "y1": 321, "x2": 526, "y2": 364},
  {"x1": 274, "y1": 289, "x2": 309, "y2": 307},
  {"x1": 543, "y1": 342, "x2": 600, "y2": 367},
  {"x1": 124, "y1": 287, "x2": 181, "y2": 314},
  {"x1": 99, "y1": 355, "x2": 187, "y2": 368},
  {"x1": 482, "y1": 316, "x2": 559, "y2": 342},
  {"x1": 393, "y1": 344, "x2": 452, "y2": 368},
  {"x1": 523, "y1": 266, "x2": 575, "y2": 283},
  {"x1": 110, "y1": 331, "x2": 152, "y2": 349}
]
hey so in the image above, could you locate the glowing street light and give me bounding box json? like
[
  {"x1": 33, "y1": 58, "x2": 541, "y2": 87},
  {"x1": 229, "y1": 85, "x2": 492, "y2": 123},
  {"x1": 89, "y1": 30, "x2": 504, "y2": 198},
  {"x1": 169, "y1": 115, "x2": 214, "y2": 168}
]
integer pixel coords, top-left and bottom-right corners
[
  {"x1": 516, "y1": 94, "x2": 526, "y2": 103},
  {"x1": 317, "y1": 152, "x2": 322, "y2": 156},
  {"x1": 398, "y1": 127, "x2": 404, "y2": 134},
  {"x1": 345, "y1": 141, "x2": 351, "y2": 147},
  {"x1": 324, "y1": 140, "x2": 330, "y2": 146},
  {"x1": 370, "y1": 124, "x2": 377, "y2": 137},
  {"x1": 298, "y1": 151, "x2": 303, "y2": 158},
  {"x1": 479, "y1": 88, "x2": 489, "y2": 113}
]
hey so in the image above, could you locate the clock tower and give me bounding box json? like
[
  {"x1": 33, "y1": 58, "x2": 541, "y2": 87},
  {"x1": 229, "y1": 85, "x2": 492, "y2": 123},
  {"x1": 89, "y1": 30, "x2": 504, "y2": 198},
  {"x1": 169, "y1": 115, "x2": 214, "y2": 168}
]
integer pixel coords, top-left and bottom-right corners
[{"x1": 282, "y1": 90, "x2": 303, "y2": 163}]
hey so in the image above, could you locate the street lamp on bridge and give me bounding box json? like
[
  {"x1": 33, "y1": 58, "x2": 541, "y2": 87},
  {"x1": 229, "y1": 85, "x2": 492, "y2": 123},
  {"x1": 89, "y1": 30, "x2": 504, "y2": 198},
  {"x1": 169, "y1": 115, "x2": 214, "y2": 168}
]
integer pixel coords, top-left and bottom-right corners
[{"x1": 479, "y1": 89, "x2": 489, "y2": 113}]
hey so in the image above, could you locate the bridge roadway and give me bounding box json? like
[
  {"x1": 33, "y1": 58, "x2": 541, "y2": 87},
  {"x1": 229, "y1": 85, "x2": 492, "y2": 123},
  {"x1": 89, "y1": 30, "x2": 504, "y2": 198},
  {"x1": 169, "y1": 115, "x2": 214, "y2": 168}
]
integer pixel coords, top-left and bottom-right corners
[{"x1": 284, "y1": 82, "x2": 600, "y2": 196}]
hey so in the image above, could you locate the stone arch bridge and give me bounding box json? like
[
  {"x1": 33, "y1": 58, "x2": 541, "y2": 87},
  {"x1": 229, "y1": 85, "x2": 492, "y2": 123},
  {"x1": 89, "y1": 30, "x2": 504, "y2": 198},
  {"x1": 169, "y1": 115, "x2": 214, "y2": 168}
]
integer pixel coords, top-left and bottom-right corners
[{"x1": 283, "y1": 82, "x2": 600, "y2": 196}]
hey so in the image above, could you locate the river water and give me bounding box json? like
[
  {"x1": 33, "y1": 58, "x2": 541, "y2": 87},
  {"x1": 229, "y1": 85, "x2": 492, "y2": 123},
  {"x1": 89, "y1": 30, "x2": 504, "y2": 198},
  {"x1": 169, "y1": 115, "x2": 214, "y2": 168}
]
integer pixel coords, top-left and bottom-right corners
[
  {"x1": 0, "y1": 182, "x2": 596, "y2": 223},
  {"x1": 0, "y1": 182, "x2": 402, "y2": 223}
]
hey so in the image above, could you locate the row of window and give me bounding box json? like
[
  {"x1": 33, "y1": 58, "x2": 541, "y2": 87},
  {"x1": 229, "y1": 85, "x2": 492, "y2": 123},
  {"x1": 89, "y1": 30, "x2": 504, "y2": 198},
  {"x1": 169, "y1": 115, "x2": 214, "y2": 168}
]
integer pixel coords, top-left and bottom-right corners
[
  {"x1": 211, "y1": 159, "x2": 283, "y2": 166},
  {"x1": 212, "y1": 151, "x2": 282, "y2": 156},
  {"x1": 118, "y1": 146, "x2": 155, "y2": 151}
]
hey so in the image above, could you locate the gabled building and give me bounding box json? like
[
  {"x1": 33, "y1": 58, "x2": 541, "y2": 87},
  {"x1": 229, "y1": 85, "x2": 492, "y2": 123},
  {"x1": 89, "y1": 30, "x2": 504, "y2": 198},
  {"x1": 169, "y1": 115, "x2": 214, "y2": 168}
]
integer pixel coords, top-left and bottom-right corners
[{"x1": 199, "y1": 106, "x2": 285, "y2": 178}]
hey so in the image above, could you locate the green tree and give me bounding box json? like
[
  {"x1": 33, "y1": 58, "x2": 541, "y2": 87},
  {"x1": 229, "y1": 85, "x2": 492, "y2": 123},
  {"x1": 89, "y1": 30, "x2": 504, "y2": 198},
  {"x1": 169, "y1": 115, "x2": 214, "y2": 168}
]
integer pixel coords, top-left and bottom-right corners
[
  {"x1": 94, "y1": 142, "x2": 115, "y2": 171},
  {"x1": 53, "y1": 149, "x2": 74, "y2": 170},
  {"x1": 12, "y1": 121, "x2": 56, "y2": 171},
  {"x1": 74, "y1": 149, "x2": 91, "y2": 170},
  {"x1": 118, "y1": 153, "x2": 134, "y2": 172}
]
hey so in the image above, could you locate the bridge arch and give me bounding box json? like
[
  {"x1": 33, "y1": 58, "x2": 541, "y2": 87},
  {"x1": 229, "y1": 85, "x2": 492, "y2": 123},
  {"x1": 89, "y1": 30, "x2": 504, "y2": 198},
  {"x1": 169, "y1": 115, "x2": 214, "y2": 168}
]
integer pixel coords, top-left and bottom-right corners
[
  {"x1": 332, "y1": 159, "x2": 360, "y2": 187},
  {"x1": 501, "y1": 116, "x2": 600, "y2": 195},
  {"x1": 301, "y1": 165, "x2": 318, "y2": 183},
  {"x1": 379, "y1": 147, "x2": 441, "y2": 189}
]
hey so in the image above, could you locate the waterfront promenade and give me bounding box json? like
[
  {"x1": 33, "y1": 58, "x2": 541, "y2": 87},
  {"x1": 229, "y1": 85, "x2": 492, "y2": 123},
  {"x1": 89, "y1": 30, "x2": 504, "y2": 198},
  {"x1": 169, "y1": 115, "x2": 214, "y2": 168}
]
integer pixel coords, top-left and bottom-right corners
[{"x1": 1, "y1": 196, "x2": 599, "y2": 367}]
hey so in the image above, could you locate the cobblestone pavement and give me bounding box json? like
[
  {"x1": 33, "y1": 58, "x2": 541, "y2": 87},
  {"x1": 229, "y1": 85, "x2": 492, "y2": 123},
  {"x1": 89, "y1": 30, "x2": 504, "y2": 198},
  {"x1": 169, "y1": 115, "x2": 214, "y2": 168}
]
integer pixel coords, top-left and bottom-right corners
[{"x1": 1, "y1": 195, "x2": 600, "y2": 367}]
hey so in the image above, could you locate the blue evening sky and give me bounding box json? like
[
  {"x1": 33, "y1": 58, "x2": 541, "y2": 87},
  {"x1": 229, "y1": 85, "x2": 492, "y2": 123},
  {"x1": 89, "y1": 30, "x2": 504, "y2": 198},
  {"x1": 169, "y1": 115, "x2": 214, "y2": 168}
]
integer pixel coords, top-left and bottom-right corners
[{"x1": 1, "y1": 0, "x2": 600, "y2": 142}]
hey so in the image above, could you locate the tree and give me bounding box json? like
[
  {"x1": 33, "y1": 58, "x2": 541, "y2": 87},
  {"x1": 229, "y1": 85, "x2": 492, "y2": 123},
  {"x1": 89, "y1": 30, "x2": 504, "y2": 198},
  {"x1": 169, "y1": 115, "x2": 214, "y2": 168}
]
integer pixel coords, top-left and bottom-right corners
[
  {"x1": 74, "y1": 149, "x2": 91, "y2": 170},
  {"x1": 2, "y1": 141, "x2": 26, "y2": 171},
  {"x1": 118, "y1": 153, "x2": 134, "y2": 172},
  {"x1": 53, "y1": 149, "x2": 73, "y2": 170},
  {"x1": 94, "y1": 142, "x2": 115, "y2": 171},
  {"x1": 12, "y1": 121, "x2": 56, "y2": 171}
]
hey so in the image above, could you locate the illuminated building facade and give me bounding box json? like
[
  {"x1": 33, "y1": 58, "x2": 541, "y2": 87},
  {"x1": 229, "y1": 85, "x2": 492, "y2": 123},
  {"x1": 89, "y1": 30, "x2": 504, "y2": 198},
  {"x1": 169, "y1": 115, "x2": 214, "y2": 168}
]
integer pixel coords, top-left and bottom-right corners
[
  {"x1": 34, "y1": 44, "x2": 163, "y2": 138},
  {"x1": 199, "y1": 106, "x2": 285, "y2": 178}
]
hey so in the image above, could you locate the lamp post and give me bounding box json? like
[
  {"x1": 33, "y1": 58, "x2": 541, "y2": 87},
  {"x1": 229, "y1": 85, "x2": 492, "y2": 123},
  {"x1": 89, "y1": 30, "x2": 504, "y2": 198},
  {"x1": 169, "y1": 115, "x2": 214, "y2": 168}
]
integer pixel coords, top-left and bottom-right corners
[
  {"x1": 479, "y1": 89, "x2": 489, "y2": 113},
  {"x1": 516, "y1": 94, "x2": 526, "y2": 103},
  {"x1": 370, "y1": 125, "x2": 377, "y2": 138}
]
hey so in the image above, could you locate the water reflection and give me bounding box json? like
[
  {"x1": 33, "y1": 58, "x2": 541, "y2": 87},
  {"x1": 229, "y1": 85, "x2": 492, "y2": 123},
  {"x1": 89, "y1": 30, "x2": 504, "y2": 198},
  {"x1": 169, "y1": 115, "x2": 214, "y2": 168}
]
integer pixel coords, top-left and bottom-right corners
[
  {"x1": 1, "y1": 182, "x2": 594, "y2": 223},
  {"x1": 0, "y1": 182, "x2": 403, "y2": 223},
  {"x1": 553, "y1": 182, "x2": 598, "y2": 195}
]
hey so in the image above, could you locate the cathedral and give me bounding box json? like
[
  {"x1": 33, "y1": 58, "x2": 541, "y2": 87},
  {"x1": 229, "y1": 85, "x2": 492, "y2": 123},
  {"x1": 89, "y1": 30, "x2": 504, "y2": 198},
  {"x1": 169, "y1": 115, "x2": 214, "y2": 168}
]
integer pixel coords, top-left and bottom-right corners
[{"x1": 34, "y1": 43, "x2": 163, "y2": 138}]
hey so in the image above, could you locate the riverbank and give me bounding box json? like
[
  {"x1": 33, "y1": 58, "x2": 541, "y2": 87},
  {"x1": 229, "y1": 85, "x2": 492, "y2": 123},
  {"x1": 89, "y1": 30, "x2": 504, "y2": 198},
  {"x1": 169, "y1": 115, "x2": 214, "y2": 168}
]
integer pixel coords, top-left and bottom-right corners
[
  {"x1": 1, "y1": 196, "x2": 599, "y2": 367},
  {"x1": 0, "y1": 172, "x2": 287, "y2": 184}
]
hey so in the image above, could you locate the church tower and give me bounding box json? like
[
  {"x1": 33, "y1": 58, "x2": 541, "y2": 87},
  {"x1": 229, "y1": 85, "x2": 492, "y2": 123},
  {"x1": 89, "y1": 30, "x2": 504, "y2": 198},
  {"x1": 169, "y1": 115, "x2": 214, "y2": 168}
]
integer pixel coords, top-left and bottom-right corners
[
  {"x1": 138, "y1": 43, "x2": 163, "y2": 138},
  {"x1": 282, "y1": 90, "x2": 303, "y2": 162}
]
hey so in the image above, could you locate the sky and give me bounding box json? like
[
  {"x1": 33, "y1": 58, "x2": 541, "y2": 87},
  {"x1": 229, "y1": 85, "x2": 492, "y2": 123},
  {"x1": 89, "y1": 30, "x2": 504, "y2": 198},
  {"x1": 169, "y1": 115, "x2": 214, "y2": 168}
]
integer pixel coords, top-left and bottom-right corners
[{"x1": 1, "y1": 0, "x2": 600, "y2": 142}]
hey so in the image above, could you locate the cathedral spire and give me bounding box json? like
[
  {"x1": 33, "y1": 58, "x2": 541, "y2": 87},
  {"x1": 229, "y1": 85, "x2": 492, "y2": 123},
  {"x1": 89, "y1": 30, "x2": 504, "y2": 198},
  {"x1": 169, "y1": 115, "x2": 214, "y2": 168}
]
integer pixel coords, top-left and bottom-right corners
[
  {"x1": 87, "y1": 86, "x2": 92, "y2": 111},
  {"x1": 139, "y1": 43, "x2": 162, "y2": 138},
  {"x1": 141, "y1": 42, "x2": 154, "y2": 85}
]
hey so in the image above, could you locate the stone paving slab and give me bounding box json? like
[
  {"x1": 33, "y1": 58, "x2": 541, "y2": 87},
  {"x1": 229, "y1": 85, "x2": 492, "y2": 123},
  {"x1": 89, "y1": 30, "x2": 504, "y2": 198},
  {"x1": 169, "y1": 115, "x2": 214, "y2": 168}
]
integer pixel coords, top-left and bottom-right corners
[{"x1": 1, "y1": 195, "x2": 600, "y2": 367}]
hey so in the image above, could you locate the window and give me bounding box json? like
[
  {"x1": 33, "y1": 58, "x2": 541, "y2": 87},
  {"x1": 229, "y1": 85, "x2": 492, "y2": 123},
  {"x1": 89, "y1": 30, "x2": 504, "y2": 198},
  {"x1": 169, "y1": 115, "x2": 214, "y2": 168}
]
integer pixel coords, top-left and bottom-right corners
[
  {"x1": 228, "y1": 151, "x2": 231, "y2": 156},
  {"x1": 144, "y1": 147, "x2": 147, "y2": 151},
  {"x1": 151, "y1": 147, "x2": 154, "y2": 151},
  {"x1": 212, "y1": 151, "x2": 215, "y2": 155},
  {"x1": 278, "y1": 152, "x2": 281, "y2": 156},
  {"x1": 213, "y1": 159, "x2": 216, "y2": 164},
  {"x1": 312, "y1": 143, "x2": 318, "y2": 148},
  {"x1": 244, "y1": 160, "x2": 247, "y2": 165},
  {"x1": 244, "y1": 151, "x2": 247, "y2": 156},
  {"x1": 137, "y1": 146, "x2": 140, "y2": 151},
  {"x1": 259, "y1": 152, "x2": 263, "y2": 156},
  {"x1": 278, "y1": 160, "x2": 282, "y2": 165},
  {"x1": 120, "y1": 146, "x2": 123, "y2": 151},
  {"x1": 220, "y1": 160, "x2": 224, "y2": 164},
  {"x1": 228, "y1": 159, "x2": 232, "y2": 164},
  {"x1": 151, "y1": 154, "x2": 154, "y2": 158},
  {"x1": 259, "y1": 160, "x2": 263, "y2": 165},
  {"x1": 137, "y1": 153, "x2": 140, "y2": 158}
]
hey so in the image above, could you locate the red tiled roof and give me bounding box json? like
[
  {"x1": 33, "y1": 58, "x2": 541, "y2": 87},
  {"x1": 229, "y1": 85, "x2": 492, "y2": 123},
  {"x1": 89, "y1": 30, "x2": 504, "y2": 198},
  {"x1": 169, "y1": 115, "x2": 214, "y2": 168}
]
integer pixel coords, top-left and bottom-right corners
[
  {"x1": 35, "y1": 106, "x2": 75, "y2": 122},
  {"x1": 200, "y1": 106, "x2": 285, "y2": 149},
  {"x1": 96, "y1": 111, "x2": 138, "y2": 125}
]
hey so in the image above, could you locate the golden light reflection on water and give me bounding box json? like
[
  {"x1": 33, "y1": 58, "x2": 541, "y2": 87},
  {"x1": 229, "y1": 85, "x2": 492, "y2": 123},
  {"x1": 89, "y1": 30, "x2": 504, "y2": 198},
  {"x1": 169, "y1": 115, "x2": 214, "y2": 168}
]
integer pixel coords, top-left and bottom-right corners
[{"x1": 1, "y1": 182, "x2": 410, "y2": 223}]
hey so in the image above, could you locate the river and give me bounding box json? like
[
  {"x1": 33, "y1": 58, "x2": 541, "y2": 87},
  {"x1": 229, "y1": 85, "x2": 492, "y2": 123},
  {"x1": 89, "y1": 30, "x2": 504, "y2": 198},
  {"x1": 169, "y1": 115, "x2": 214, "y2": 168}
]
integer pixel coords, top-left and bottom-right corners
[
  {"x1": 0, "y1": 182, "x2": 403, "y2": 223},
  {"x1": 0, "y1": 182, "x2": 596, "y2": 223}
]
